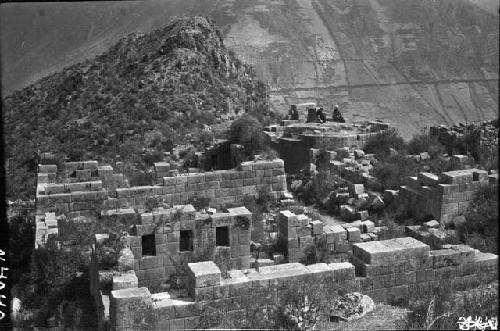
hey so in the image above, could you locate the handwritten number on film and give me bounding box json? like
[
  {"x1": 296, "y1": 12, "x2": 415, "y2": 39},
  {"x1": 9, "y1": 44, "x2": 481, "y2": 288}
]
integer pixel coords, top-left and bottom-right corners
[{"x1": 0, "y1": 249, "x2": 7, "y2": 320}]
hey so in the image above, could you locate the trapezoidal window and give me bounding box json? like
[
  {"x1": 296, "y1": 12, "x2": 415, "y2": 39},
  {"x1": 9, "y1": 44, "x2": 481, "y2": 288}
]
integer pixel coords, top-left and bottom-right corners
[
  {"x1": 179, "y1": 230, "x2": 193, "y2": 252},
  {"x1": 142, "y1": 234, "x2": 156, "y2": 256},
  {"x1": 216, "y1": 226, "x2": 230, "y2": 247}
]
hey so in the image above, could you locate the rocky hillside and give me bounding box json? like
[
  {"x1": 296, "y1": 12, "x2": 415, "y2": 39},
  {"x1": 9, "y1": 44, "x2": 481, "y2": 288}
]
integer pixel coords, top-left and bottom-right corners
[
  {"x1": 3, "y1": 1, "x2": 498, "y2": 140},
  {"x1": 3, "y1": 16, "x2": 269, "y2": 199}
]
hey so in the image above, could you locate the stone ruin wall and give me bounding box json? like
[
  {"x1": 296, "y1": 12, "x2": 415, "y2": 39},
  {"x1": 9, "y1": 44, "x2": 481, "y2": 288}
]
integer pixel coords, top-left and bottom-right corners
[
  {"x1": 277, "y1": 122, "x2": 390, "y2": 173},
  {"x1": 89, "y1": 206, "x2": 254, "y2": 325},
  {"x1": 398, "y1": 168, "x2": 497, "y2": 225},
  {"x1": 35, "y1": 159, "x2": 287, "y2": 216},
  {"x1": 102, "y1": 237, "x2": 497, "y2": 331},
  {"x1": 277, "y1": 210, "x2": 382, "y2": 263},
  {"x1": 34, "y1": 159, "x2": 287, "y2": 248},
  {"x1": 430, "y1": 120, "x2": 499, "y2": 160}
]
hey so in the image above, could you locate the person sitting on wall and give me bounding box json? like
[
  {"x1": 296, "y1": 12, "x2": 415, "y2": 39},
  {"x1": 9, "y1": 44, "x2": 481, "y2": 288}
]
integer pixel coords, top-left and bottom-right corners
[
  {"x1": 317, "y1": 107, "x2": 326, "y2": 123},
  {"x1": 332, "y1": 104, "x2": 345, "y2": 123},
  {"x1": 291, "y1": 105, "x2": 299, "y2": 120}
]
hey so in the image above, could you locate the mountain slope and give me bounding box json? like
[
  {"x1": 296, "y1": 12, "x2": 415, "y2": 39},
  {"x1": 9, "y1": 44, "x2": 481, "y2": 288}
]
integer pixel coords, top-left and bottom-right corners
[
  {"x1": 2, "y1": 1, "x2": 498, "y2": 139},
  {"x1": 3, "y1": 16, "x2": 269, "y2": 199}
]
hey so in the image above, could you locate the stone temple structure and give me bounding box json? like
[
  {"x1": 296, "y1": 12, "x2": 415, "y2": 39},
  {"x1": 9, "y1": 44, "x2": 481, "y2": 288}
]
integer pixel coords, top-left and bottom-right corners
[{"x1": 266, "y1": 119, "x2": 390, "y2": 173}]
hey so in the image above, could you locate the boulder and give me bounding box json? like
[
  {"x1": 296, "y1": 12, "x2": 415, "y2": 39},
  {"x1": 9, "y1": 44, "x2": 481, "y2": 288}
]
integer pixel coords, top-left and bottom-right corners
[
  {"x1": 452, "y1": 215, "x2": 466, "y2": 229},
  {"x1": 290, "y1": 180, "x2": 303, "y2": 192},
  {"x1": 329, "y1": 292, "x2": 375, "y2": 321},
  {"x1": 423, "y1": 220, "x2": 440, "y2": 229},
  {"x1": 371, "y1": 196, "x2": 385, "y2": 210},
  {"x1": 117, "y1": 247, "x2": 135, "y2": 272}
]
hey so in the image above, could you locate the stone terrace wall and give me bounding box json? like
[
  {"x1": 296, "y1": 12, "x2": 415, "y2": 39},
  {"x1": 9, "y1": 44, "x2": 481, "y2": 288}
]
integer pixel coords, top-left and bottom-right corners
[
  {"x1": 35, "y1": 159, "x2": 287, "y2": 216},
  {"x1": 116, "y1": 159, "x2": 286, "y2": 210},
  {"x1": 398, "y1": 169, "x2": 496, "y2": 224},
  {"x1": 350, "y1": 238, "x2": 498, "y2": 303},
  {"x1": 105, "y1": 237, "x2": 497, "y2": 330},
  {"x1": 107, "y1": 261, "x2": 360, "y2": 331}
]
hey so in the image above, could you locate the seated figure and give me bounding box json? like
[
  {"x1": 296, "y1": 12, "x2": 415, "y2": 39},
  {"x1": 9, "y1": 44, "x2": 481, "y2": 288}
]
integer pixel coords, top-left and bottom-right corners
[{"x1": 332, "y1": 104, "x2": 345, "y2": 123}]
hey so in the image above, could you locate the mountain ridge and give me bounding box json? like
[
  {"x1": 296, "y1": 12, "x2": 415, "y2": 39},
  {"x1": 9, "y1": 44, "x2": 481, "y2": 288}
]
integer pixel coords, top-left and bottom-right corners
[{"x1": 3, "y1": 16, "x2": 269, "y2": 199}]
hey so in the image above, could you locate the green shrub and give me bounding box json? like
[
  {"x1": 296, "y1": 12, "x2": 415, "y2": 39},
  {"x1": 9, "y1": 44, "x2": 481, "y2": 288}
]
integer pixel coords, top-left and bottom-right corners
[
  {"x1": 364, "y1": 128, "x2": 406, "y2": 158},
  {"x1": 458, "y1": 185, "x2": 498, "y2": 254},
  {"x1": 300, "y1": 170, "x2": 339, "y2": 205},
  {"x1": 229, "y1": 114, "x2": 267, "y2": 157},
  {"x1": 403, "y1": 281, "x2": 498, "y2": 330},
  {"x1": 129, "y1": 171, "x2": 154, "y2": 186},
  {"x1": 299, "y1": 237, "x2": 329, "y2": 265},
  {"x1": 371, "y1": 154, "x2": 418, "y2": 190},
  {"x1": 188, "y1": 196, "x2": 210, "y2": 210},
  {"x1": 407, "y1": 131, "x2": 446, "y2": 158}
]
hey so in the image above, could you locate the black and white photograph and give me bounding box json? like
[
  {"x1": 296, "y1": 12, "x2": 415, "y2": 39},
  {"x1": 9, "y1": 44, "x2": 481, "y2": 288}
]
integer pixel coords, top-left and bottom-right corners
[{"x1": 1, "y1": 0, "x2": 499, "y2": 330}]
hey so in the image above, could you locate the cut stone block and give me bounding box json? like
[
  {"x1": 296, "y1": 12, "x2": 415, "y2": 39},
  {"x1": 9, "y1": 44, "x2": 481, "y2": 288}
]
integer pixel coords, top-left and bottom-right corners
[
  {"x1": 110, "y1": 287, "x2": 152, "y2": 328},
  {"x1": 439, "y1": 169, "x2": 474, "y2": 185},
  {"x1": 328, "y1": 262, "x2": 355, "y2": 281},
  {"x1": 360, "y1": 233, "x2": 371, "y2": 242},
  {"x1": 361, "y1": 220, "x2": 375, "y2": 233},
  {"x1": 295, "y1": 214, "x2": 311, "y2": 227},
  {"x1": 113, "y1": 271, "x2": 139, "y2": 290},
  {"x1": 39, "y1": 164, "x2": 58, "y2": 174},
  {"x1": 346, "y1": 227, "x2": 361, "y2": 242},
  {"x1": 353, "y1": 238, "x2": 430, "y2": 265},
  {"x1": 187, "y1": 261, "x2": 221, "y2": 288},
  {"x1": 355, "y1": 210, "x2": 369, "y2": 221},
  {"x1": 309, "y1": 220, "x2": 324, "y2": 235},
  {"x1": 423, "y1": 220, "x2": 439, "y2": 228},
  {"x1": 350, "y1": 184, "x2": 365, "y2": 196}
]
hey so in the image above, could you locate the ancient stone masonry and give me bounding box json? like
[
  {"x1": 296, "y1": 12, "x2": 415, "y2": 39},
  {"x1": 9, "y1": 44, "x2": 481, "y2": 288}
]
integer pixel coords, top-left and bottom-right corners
[
  {"x1": 94, "y1": 205, "x2": 253, "y2": 289},
  {"x1": 100, "y1": 237, "x2": 497, "y2": 331},
  {"x1": 430, "y1": 120, "x2": 499, "y2": 160},
  {"x1": 35, "y1": 158, "x2": 287, "y2": 217},
  {"x1": 266, "y1": 120, "x2": 390, "y2": 173},
  {"x1": 277, "y1": 210, "x2": 382, "y2": 263},
  {"x1": 104, "y1": 262, "x2": 361, "y2": 330},
  {"x1": 396, "y1": 168, "x2": 497, "y2": 225},
  {"x1": 350, "y1": 238, "x2": 497, "y2": 304},
  {"x1": 34, "y1": 212, "x2": 58, "y2": 248}
]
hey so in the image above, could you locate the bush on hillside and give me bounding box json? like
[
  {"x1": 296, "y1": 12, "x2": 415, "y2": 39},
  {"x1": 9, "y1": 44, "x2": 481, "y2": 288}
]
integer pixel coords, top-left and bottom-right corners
[
  {"x1": 229, "y1": 114, "x2": 268, "y2": 157},
  {"x1": 407, "y1": 131, "x2": 446, "y2": 158},
  {"x1": 403, "y1": 281, "x2": 498, "y2": 330},
  {"x1": 364, "y1": 128, "x2": 406, "y2": 158},
  {"x1": 458, "y1": 185, "x2": 498, "y2": 254},
  {"x1": 371, "y1": 154, "x2": 418, "y2": 190}
]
